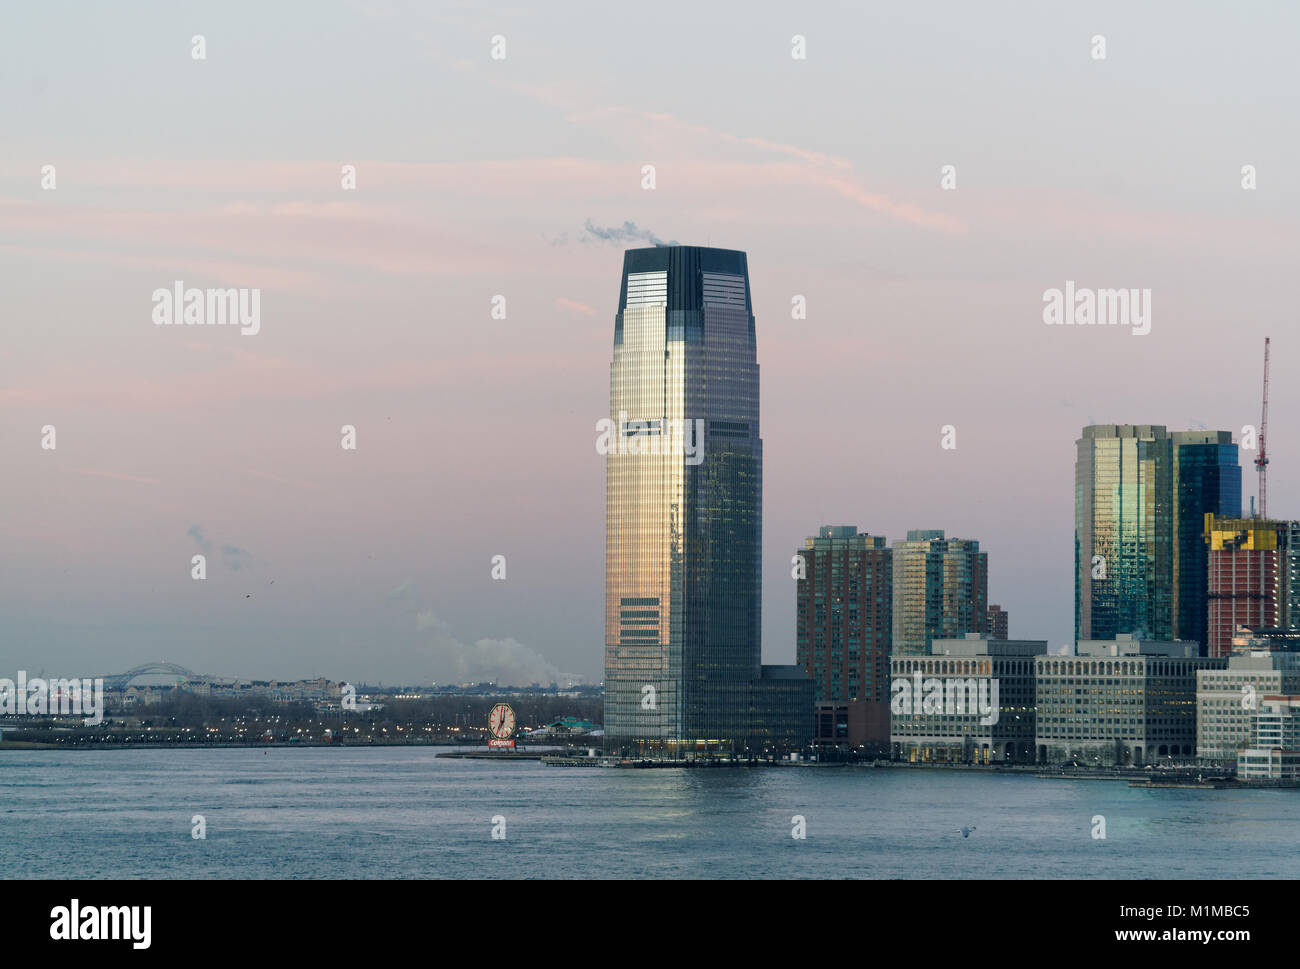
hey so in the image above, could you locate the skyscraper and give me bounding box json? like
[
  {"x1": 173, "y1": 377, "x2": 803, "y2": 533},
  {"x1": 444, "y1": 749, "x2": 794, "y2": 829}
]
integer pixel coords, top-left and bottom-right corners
[
  {"x1": 1075, "y1": 425, "x2": 1173, "y2": 643},
  {"x1": 602, "y1": 246, "x2": 810, "y2": 755},
  {"x1": 1172, "y1": 431, "x2": 1241, "y2": 648},
  {"x1": 1075, "y1": 424, "x2": 1240, "y2": 649},
  {"x1": 890, "y1": 529, "x2": 988, "y2": 656}
]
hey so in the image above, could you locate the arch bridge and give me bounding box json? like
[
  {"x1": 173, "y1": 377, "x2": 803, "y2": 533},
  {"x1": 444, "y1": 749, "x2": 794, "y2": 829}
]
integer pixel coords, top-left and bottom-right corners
[{"x1": 101, "y1": 662, "x2": 200, "y2": 691}]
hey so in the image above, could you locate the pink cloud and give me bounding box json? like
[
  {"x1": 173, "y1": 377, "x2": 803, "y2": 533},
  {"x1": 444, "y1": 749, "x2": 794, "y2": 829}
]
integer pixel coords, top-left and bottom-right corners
[{"x1": 555, "y1": 297, "x2": 596, "y2": 316}]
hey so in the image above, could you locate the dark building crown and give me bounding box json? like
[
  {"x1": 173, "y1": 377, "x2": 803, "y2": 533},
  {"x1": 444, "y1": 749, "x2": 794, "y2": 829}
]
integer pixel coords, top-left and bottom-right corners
[{"x1": 617, "y1": 245, "x2": 751, "y2": 315}]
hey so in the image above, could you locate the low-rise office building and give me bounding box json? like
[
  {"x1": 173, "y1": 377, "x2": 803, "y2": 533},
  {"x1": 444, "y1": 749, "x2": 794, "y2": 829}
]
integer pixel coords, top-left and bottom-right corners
[
  {"x1": 1036, "y1": 635, "x2": 1225, "y2": 766},
  {"x1": 890, "y1": 634, "x2": 1045, "y2": 764},
  {"x1": 1197, "y1": 651, "x2": 1300, "y2": 763},
  {"x1": 1238, "y1": 695, "x2": 1300, "y2": 780}
]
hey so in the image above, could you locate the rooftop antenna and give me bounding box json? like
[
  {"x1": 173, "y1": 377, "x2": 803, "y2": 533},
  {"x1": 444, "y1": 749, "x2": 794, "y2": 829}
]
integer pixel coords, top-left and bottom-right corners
[{"x1": 1255, "y1": 337, "x2": 1271, "y2": 519}]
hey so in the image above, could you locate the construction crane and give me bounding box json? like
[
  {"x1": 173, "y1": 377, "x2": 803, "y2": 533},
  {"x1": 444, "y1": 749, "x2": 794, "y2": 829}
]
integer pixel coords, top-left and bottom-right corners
[{"x1": 1256, "y1": 337, "x2": 1271, "y2": 519}]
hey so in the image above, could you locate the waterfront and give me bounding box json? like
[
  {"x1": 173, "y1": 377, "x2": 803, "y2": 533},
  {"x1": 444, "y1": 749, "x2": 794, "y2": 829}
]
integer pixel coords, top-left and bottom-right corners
[{"x1": 4, "y1": 747, "x2": 1299, "y2": 879}]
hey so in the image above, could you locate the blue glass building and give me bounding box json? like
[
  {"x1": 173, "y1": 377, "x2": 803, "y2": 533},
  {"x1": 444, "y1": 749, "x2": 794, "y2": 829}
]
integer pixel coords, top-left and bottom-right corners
[
  {"x1": 1172, "y1": 431, "x2": 1241, "y2": 650},
  {"x1": 1075, "y1": 425, "x2": 1240, "y2": 652}
]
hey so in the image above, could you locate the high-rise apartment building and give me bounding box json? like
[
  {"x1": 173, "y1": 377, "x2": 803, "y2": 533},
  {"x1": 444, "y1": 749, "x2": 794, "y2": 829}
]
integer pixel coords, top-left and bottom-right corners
[
  {"x1": 891, "y1": 530, "x2": 987, "y2": 656},
  {"x1": 796, "y1": 526, "x2": 891, "y2": 749},
  {"x1": 602, "y1": 246, "x2": 811, "y2": 754}
]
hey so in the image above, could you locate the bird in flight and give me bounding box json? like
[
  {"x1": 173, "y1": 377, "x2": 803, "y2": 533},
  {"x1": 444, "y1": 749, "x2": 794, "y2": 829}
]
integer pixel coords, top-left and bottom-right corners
[{"x1": 958, "y1": 826, "x2": 977, "y2": 838}]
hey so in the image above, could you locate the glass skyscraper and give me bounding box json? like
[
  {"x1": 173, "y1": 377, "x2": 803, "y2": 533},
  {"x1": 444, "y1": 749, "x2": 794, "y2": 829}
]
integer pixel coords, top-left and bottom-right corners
[
  {"x1": 603, "y1": 246, "x2": 810, "y2": 755},
  {"x1": 1076, "y1": 425, "x2": 1174, "y2": 642},
  {"x1": 1075, "y1": 424, "x2": 1239, "y2": 649},
  {"x1": 1172, "y1": 431, "x2": 1241, "y2": 649}
]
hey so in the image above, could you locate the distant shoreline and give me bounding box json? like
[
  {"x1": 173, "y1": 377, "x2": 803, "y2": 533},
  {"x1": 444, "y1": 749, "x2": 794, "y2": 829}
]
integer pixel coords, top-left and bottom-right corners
[
  {"x1": 0, "y1": 740, "x2": 568, "y2": 752},
  {"x1": 3, "y1": 743, "x2": 1287, "y2": 788}
]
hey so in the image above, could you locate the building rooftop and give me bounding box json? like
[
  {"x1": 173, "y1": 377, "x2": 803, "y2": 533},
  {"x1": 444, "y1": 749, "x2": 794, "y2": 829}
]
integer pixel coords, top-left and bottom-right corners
[
  {"x1": 1076, "y1": 635, "x2": 1200, "y2": 658},
  {"x1": 931, "y1": 634, "x2": 1047, "y2": 657}
]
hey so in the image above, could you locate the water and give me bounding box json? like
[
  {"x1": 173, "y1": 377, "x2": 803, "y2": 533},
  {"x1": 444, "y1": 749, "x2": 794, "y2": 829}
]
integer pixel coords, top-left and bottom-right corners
[{"x1": 3, "y1": 747, "x2": 1297, "y2": 878}]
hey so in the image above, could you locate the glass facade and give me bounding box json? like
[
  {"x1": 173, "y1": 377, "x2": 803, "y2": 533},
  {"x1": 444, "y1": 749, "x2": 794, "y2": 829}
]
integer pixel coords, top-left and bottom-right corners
[
  {"x1": 1075, "y1": 425, "x2": 1240, "y2": 650},
  {"x1": 1172, "y1": 432, "x2": 1241, "y2": 650},
  {"x1": 1286, "y1": 522, "x2": 1300, "y2": 627},
  {"x1": 604, "y1": 247, "x2": 809, "y2": 754},
  {"x1": 1075, "y1": 426, "x2": 1174, "y2": 643}
]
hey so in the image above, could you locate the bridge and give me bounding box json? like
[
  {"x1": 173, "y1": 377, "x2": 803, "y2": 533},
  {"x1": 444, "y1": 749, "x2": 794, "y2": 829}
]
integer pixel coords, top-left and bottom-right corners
[{"x1": 100, "y1": 662, "x2": 202, "y2": 692}]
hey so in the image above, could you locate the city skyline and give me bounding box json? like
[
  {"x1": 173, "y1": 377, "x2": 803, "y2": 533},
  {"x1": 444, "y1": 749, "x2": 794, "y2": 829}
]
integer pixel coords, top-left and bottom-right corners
[
  {"x1": 9, "y1": 0, "x2": 1300, "y2": 911},
  {"x1": 3, "y1": 2, "x2": 1297, "y2": 687}
]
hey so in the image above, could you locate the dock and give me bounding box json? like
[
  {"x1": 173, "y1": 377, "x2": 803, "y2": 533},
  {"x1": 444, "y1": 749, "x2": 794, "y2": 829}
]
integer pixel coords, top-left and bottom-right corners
[{"x1": 540, "y1": 756, "x2": 615, "y2": 767}]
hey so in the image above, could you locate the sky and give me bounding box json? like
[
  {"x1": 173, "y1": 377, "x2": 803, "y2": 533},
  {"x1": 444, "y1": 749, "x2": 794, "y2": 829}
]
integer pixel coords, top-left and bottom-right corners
[{"x1": 2, "y1": 1, "x2": 1298, "y2": 685}]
